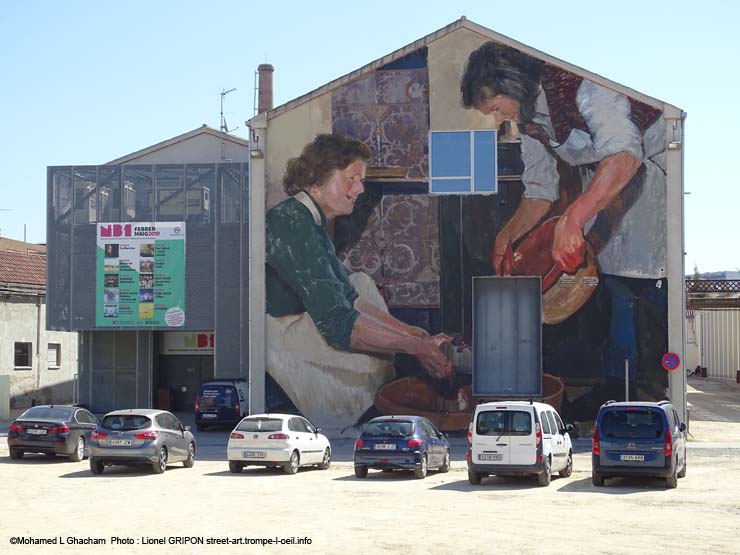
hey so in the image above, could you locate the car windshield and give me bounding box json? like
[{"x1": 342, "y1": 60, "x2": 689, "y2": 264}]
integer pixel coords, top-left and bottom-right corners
[
  {"x1": 198, "y1": 385, "x2": 235, "y2": 410},
  {"x1": 101, "y1": 415, "x2": 152, "y2": 431},
  {"x1": 21, "y1": 407, "x2": 74, "y2": 420},
  {"x1": 364, "y1": 421, "x2": 413, "y2": 437},
  {"x1": 237, "y1": 418, "x2": 283, "y2": 433},
  {"x1": 601, "y1": 410, "x2": 664, "y2": 439}
]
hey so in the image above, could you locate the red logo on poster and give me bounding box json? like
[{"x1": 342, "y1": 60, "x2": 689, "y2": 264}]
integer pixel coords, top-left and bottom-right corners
[{"x1": 661, "y1": 352, "x2": 681, "y2": 371}]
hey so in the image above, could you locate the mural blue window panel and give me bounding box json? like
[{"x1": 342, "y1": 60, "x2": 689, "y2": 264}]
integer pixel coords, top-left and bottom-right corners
[{"x1": 430, "y1": 130, "x2": 497, "y2": 194}]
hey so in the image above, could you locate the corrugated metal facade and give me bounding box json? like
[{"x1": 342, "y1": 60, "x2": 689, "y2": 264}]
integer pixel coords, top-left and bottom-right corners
[{"x1": 698, "y1": 310, "x2": 740, "y2": 379}]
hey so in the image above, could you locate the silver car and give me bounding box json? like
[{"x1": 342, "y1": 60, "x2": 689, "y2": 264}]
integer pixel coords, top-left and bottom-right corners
[{"x1": 88, "y1": 409, "x2": 196, "y2": 474}]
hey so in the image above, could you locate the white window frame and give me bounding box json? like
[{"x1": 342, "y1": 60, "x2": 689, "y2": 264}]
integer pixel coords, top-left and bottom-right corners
[
  {"x1": 47, "y1": 343, "x2": 62, "y2": 369},
  {"x1": 429, "y1": 129, "x2": 498, "y2": 195}
]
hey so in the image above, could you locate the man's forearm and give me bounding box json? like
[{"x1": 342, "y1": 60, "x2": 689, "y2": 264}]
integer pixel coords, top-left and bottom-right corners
[
  {"x1": 565, "y1": 151, "x2": 641, "y2": 227},
  {"x1": 349, "y1": 313, "x2": 423, "y2": 356},
  {"x1": 355, "y1": 298, "x2": 418, "y2": 336}
]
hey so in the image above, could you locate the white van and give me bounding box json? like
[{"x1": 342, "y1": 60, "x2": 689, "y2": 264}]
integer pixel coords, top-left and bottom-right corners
[{"x1": 467, "y1": 401, "x2": 574, "y2": 486}]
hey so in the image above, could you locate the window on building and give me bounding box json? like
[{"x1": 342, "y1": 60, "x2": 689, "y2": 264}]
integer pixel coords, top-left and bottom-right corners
[
  {"x1": 47, "y1": 343, "x2": 61, "y2": 368},
  {"x1": 14, "y1": 342, "x2": 32, "y2": 368},
  {"x1": 123, "y1": 166, "x2": 153, "y2": 222},
  {"x1": 155, "y1": 165, "x2": 185, "y2": 221},
  {"x1": 185, "y1": 165, "x2": 215, "y2": 224},
  {"x1": 430, "y1": 130, "x2": 497, "y2": 194},
  {"x1": 74, "y1": 167, "x2": 98, "y2": 224}
]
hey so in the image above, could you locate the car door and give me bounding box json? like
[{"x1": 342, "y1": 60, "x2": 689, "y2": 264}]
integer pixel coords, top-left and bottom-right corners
[
  {"x1": 672, "y1": 409, "x2": 686, "y2": 472},
  {"x1": 546, "y1": 411, "x2": 566, "y2": 471},
  {"x1": 158, "y1": 413, "x2": 184, "y2": 461},
  {"x1": 300, "y1": 417, "x2": 322, "y2": 464},
  {"x1": 75, "y1": 409, "x2": 98, "y2": 447},
  {"x1": 288, "y1": 418, "x2": 308, "y2": 464},
  {"x1": 422, "y1": 419, "x2": 442, "y2": 467},
  {"x1": 170, "y1": 413, "x2": 189, "y2": 460}
]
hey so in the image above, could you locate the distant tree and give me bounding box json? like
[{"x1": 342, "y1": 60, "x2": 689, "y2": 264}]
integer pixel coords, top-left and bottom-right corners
[{"x1": 693, "y1": 264, "x2": 700, "y2": 280}]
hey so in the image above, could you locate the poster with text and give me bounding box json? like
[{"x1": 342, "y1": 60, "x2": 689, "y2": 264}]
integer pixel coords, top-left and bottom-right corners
[{"x1": 96, "y1": 222, "x2": 186, "y2": 327}]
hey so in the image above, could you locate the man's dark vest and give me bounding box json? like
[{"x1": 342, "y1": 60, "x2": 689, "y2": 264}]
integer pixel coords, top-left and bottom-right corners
[{"x1": 523, "y1": 64, "x2": 661, "y2": 148}]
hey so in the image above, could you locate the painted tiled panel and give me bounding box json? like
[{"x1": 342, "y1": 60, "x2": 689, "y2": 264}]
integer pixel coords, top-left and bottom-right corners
[
  {"x1": 331, "y1": 63, "x2": 430, "y2": 179},
  {"x1": 337, "y1": 194, "x2": 439, "y2": 308}
]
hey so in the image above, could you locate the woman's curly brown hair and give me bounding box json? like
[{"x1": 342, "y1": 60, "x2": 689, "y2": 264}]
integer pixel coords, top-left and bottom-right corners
[{"x1": 283, "y1": 134, "x2": 371, "y2": 196}]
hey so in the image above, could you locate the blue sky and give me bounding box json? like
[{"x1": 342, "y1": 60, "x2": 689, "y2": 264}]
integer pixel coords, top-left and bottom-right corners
[{"x1": 0, "y1": 0, "x2": 737, "y2": 272}]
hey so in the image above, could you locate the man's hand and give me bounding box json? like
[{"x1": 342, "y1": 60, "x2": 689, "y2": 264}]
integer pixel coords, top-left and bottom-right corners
[
  {"x1": 552, "y1": 212, "x2": 586, "y2": 273},
  {"x1": 492, "y1": 233, "x2": 514, "y2": 276}
]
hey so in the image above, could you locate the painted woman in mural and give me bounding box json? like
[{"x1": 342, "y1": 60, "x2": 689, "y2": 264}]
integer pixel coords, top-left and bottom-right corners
[
  {"x1": 461, "y1": 42, "x2": 669, "y2": 413},
  {"x1": 266, "y1": 134, "x2": 452, "y2": 427}
]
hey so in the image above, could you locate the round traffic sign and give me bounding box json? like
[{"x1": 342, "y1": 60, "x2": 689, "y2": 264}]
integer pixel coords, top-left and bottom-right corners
[{"x1": 661, "y1": 352, "x2": 681, "y2": 371}]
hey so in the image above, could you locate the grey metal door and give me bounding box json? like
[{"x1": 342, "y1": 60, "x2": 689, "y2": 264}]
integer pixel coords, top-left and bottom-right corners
[{"x1": 472, "y1": 277, "x2": 541, "y2": 396}]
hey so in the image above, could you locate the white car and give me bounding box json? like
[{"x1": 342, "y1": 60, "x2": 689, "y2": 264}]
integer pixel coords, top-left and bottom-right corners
[
  {"x1": 467, "y1": 401, "x2": 574, "y2": 486},
  {"x1": 226, "y1": 414, "x2": 331, "y2": 474}
]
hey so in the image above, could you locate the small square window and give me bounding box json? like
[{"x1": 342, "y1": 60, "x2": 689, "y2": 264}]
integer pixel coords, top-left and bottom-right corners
[
  {"x1": 14, "y1": 342, "x2": 32, "y2": 368},
  {"x1": 430, "y1": 130, "x2": 497, "y2": 194},
  {"x1": 48, "y1": 343, "x2": 61, "y2": 368}
]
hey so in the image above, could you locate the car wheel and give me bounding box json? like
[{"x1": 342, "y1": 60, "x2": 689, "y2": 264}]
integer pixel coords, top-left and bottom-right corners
[
  {"x1": 468, "y1": 470, "x2": 482, "y2": 485},
  {"x1": 537, "y1": 456, "x2": 552, "y2": 487},
  {"x1": 677, "y1": 455, "x2": 687, "y2": 478},
  {"x1": 228, "y1": 461, "x2": 244, "y2": 473},
  {"x1": 318, "y1": 448, "x2": 331, "y2": 470},
  {"x1": 9, "y1": 448, "x2": 24, "y2": 460},
  {"x1": 666, "y1": 462, "x2": 678, "y2": 489},
  {"x1": 70, "y1": 437, "x2": 85, "y2": 463},
  {"x1": 559, "y1": 451, "x2": 573, "y2": 478},
  {"x1": 283, "y1": 451, "x2": 299, "y2": 475},
  {"x1": 592, "y1": 471, "x2": 605, "y2": 487},
  {"x1": 440, "y1": 450, "x2": 451, "y2": 473},
  {"x1": 414, "y1": 453, "x2": 428, "y2": 479},
  {"x1": 90, "y1": 459, "x2": 104, "y2": 475},
  {"x1": 183, "y1": 442, "x2": 196, "y2": 468},
  {"x1": 152, "y1": 447, "x2": 167, "y2": 474},
  {"x1": 354, "y1": 465, "x2": 368, "y2": 479}
]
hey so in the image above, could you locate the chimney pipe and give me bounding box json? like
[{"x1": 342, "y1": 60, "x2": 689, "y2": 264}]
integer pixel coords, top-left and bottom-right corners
[{"x1": 257, "y1": 64, "x2": 274, "y2": 114}]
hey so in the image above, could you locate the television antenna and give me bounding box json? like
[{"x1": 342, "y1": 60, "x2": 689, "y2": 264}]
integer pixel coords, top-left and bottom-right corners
[{"x1": 220, "y1": 88, "x2": 239, "y2": 133}]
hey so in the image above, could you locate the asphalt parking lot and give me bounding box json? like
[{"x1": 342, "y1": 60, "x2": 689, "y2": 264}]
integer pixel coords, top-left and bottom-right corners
[{"x1": 1, "y1": 378, "x2": 739, "y2": 555}]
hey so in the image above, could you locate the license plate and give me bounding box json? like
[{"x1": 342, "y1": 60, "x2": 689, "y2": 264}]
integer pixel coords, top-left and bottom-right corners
[
  {"x1": 375, "y1": 444, "x2": 396, "y2": 450},
  {"x1": 109, "y1": 439, "x2": 132, "y2": 446},
  {"x1": 620, "y1": 454, "x2": 644, "y2": 462},
  {"x1": 27, "y1": 429, "x2": 47, "y2": 435},
  {"x1": 201, "y1": 414, "x2": 217, "y2": 419},
  {"x1": 243, "y1": 451, "x2": 266, "y2": 458},
  {"x1": 479, "y1": 453, "x2": 503, "y2": 461}
]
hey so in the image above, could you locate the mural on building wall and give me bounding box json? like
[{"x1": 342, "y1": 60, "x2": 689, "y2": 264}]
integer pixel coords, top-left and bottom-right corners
[{"x1": 265, "y1": 40, "x2": 668, "y2": 430}]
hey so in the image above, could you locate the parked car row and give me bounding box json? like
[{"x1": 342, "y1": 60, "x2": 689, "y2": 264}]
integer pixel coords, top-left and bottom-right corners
[
  {"x1": 8, "y1": 406, "x2": 196, "y2": 475},
  {"x1": 7, "y1": 397, "x2": 687, "y2": 488}
]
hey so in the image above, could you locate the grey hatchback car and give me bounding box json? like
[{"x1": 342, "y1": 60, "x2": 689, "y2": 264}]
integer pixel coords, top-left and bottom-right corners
[{"x1": 89, "y1": 409, "x2": 196, "y2": 474}]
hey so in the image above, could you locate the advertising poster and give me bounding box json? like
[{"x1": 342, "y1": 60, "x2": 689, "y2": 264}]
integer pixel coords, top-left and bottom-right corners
[{"x1": 96, "y1": 222, "x2": 186, "y2": 327}]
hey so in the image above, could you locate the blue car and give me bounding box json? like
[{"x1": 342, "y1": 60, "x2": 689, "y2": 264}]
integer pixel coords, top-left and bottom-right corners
[
  {"x1": 592, "y1": 400, "x2": 687, "y2": 488},
  {"x1": 353, "y1": 416, "x2": 450, "y2": 479}
]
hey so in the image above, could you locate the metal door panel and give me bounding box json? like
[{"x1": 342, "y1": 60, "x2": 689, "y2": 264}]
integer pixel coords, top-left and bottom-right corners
[{"x1": 473, "y1": 277, "x2": 542, "y2": 396}]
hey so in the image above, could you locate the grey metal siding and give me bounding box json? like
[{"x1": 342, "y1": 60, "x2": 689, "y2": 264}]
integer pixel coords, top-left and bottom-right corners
[{"x1": 472, "y1": 276, "x2": 542, "y2": 396}]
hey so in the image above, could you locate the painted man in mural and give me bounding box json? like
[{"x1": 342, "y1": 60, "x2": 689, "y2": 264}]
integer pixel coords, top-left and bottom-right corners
[
  {"x1": 461, "y1": 42, "x2": 668, "y2": 413},
  {"x1": 265, "y1": 134, "x2": 452, "y2": 428}
]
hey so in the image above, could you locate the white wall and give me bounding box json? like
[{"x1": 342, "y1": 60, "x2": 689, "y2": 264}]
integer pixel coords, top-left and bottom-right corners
[{"x1": 0, "y1": 297, "x2": 78, "y2": 409}]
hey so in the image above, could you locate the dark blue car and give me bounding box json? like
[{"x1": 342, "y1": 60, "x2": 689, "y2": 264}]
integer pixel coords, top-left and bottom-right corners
[
  {"x1": 353, "y1": 415, "x2": 450, "y2": 479},
  {"x1": 592, "y1": 400, "x2": 687, "y2": 488}
]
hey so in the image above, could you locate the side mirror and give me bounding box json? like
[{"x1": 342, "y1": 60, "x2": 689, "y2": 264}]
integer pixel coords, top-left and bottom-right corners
[
  {"x1": 679, "y1": 422, "x2": 686, "y2": 432},
  {"x1": 184, "y1": 425, "x2": 191, "y2": 432},
  {"x1": 315, "y1": 428, "x2": 322, "y2": 434}
]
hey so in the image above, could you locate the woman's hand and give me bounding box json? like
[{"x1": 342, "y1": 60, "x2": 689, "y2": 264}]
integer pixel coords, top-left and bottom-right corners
[
  {"x1": 492, "y1": 232, "x2": 513, "y2": 276},
  {"x1": 552, "y1": 211, "x2": 586, "y2": 273},
  {"x1": 411, "y1": 335, "x2": 453, "y2": 378}
]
